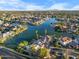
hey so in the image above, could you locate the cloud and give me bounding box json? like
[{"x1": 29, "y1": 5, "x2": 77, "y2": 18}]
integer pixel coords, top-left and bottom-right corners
[
  {"x1": 71, "y1": 5, "x2": 79, "y2": 10},
  {"x1": 46, "y1": 3, "x2": 79, "y2": 10},
  {"x1": 0, "y1": 0, "x2": 45, "y2": 10},
  {"x1": 26, "y1": 4, "x2": 44, "y2": 10},
  {"x1": 47, "y1": 3, "x2": 68, "y2": 10},
  {"x1": 0, "y1": 0, "x2": 23, "y2": 10},
  {"x1": 0, "y1": 0, "x2": 79, "y2": 10}
]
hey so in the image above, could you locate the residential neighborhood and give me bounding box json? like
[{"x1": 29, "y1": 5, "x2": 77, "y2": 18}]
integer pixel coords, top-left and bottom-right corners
[{"x1": 0, "y1": 11, "x2": 79, "y2": 59}]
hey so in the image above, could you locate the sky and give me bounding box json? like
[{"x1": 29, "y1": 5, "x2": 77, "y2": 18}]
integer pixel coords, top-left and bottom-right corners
[{"x1": 0, "y1": 0, "x2": 79, "y2": 10}]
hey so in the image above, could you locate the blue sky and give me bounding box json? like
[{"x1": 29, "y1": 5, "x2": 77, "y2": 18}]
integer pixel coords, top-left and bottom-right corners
[{"x1": 0, "y1": 0, "x2": 79, "y2": 10}]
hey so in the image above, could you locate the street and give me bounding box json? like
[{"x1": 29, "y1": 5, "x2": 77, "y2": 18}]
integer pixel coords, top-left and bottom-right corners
[{"x1": 0, "y1": 46, "x2": 26, "y2": 59}]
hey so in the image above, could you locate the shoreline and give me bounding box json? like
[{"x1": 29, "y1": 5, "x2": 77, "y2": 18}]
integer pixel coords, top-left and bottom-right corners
[{"x1": 0, "y1": 26, "x2": 28, "y2": 43}]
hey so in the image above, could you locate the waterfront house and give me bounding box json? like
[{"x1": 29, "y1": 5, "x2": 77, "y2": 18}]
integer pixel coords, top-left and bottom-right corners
[{"x1": 60, "y1": 37, "x2": 73, "y2": 46}]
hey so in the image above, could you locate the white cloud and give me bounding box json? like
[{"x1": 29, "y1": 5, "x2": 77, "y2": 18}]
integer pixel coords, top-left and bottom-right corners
[
  {"x1": 0, "y1": 0, "x2": 45, "y2": 10},
  {"x1": 0, "y1": 0, "x2": 23, "y2": 10},
  {"x1": 0, "y1": 0, "x2": 79, "y2": 10},
  {"x1": 47, "y1": 3, "x2": 68, "y2": 10},
  {"x1": 71, "y1": 5, "x2": 79, "y2": 10},
  {"x1": 46, "y1": 3, "x2": 79, "y2": 10},
  {"x1": 26, "y1": 4, "x2": 44, "y2": 10}
]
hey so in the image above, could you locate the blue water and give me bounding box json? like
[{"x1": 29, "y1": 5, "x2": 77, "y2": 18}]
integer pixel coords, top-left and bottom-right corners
[{"x1": 5, "y1": 18, "x2": 57, "y2": 47}]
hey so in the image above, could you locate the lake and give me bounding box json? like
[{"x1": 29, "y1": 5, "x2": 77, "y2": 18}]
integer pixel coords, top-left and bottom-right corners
[{"x1": 5, "y1": 18, "x2": 57, "y2": 48}]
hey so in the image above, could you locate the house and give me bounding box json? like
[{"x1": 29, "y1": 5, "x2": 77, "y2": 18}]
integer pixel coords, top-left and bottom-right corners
[
  {"x1": 4, "y1": 23, "x2": 10, "y2": 27},
  {"x1": 68, "y1": 51, "x2": 79, "y2": 59},
  {"x1": 60, "y1": 37, "x2": 73, "y2": 46},
  {"x1": 0, "y1": 19, "x2": 4, "y2": 25},
  {"x1": 67, "y1": 41, "x2": 78, "y2": 48}
]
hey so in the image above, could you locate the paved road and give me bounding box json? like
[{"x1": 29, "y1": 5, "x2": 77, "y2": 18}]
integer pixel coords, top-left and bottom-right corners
[{"x1": 0, "y1": 46, "x2": 26, "y2": 59}]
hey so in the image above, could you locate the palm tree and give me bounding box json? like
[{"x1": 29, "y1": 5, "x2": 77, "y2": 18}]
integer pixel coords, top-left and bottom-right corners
[
  {"x1": 45, "y1": 29, "x2": 47, "y2": 35},
  {"x1": 35, "y1": 30, "x2": 39, "y2": 39}
]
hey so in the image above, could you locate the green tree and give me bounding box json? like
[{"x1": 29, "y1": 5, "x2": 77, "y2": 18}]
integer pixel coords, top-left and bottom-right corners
[
  {"x1": 31, "y1": 45, "x2": 36, "y2": 53},
  {"x1": 18, "y1": 41, "x2": 28, "y2": 47},
  {"x1": 17, "y1": 41, "x2": 28, "y2": 53},
  {"x1": 39, "y1": 48, "x2": 48, "y2": 58}
]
